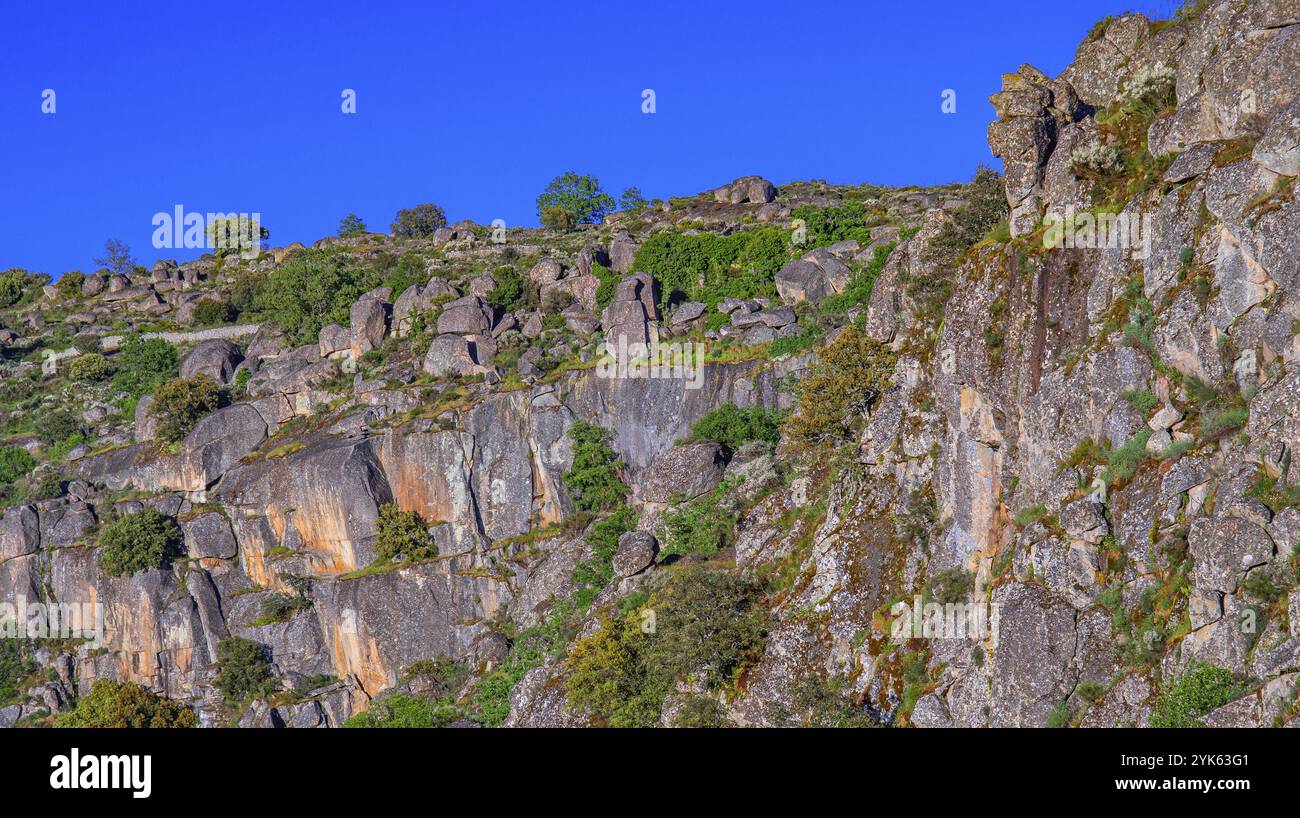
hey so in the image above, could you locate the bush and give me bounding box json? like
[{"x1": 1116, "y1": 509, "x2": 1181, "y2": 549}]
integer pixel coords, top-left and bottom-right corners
[
  {"x1": 671, "y1": 695, "x2": 726, "y2": 728},
  {"x1": 689, "y1": 403, "x2": 783, "y2": 458},
  {"x1": 192, "y1": 298, "x2": 234, "y2": 326},
  {"x1": 213, "y1": 637, "x2": 278, "y2": 705},
  {"x1": 540, "y1": 205, "x2": 577, "y2": 232},
  {"x1": 55, "y1": 271, "x2": 86, "y2": 298},
  {"x1": 111, "y1": 336, "x2": 179, "y2": 398},
  {"x1": 0, "y1": 445, "x2": 37, "y2": 485},
  {"x1": 149, "y1": 375, "x2": 220, "y2": 442},
  {"x1": 252, "y1": 251, "x2": 381, "y2": 345},
  {"x1": 565, "y1": 566, "x2": 767, "y2": 727},
  {"x1": 338, "y1": 213, "x2": 368, "y2": 237},
  {"x1": 563, "y1": 422, "x2": 628, "y2": 513},
  {"x1": 68, "y1": 352, "x2": 115, "y2": 382},
  {"x1": 486, "y1": 266, "x2": 529, "y2": 312},
  {"x1": 391, "y1": 203, "x2": 448, "y2": 238},
  {"x1": 34, "y1": 408, "x2": 79, "y2": 447},
  {"x1": 97, "y1": 509, "x2": 183, "y2": 576},
  {"x1": 0, "y1": 270, "x2": 27, "y2": 308},
  {"x1": 571, "y1": 505, "x2": 637, "y2": 609},
  {"x1": 374, "y1": 503, "x2": 438, "y2": 562},
  {"x1": 659, "y1": 479, "x2": 739, "y2": 558},
  {"x1": 928, "y1": 567, "x2": 974, "y2": 604},
  {"x1": 341, "y1": 693, "x2": 462, "y2": 728},
  {"x1": 1046, "y1": 701, "x2": 1072, "y2": 728},
  {"x1": 535, "y1": 172, "x2": 615, "y2": 226},
  {"x1": 787, "y1": 326, "x2": 895, "y2": 444},
  {"x1": 0, "y1": 640, "x2": 36, "y2": 707},
  {"x1": 1149, "y1": 663, "x2": 1249, "y2": 728},
  {"x1": 913, "y1": 167, "x2": 1007, "y2": 313},
  {"x1": 53, "y1": 679, "x2": 196, "y2": 728},
  {"x1": 26, "y1": 467, "x2": 63, "y2": 501},
  {"x1": 631, "y1": 229, "x2": 787, "y2": 310},
  {"x1": 72, "y1": 333, "x2": 101, "y2": 355}
]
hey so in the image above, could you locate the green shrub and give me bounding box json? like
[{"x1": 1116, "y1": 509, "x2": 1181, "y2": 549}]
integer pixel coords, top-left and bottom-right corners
[
  {"x1": 671, "y1": 695, "x2": 726, "y2": 728},
  {"x1": 253, "y1": 592, "x2": 313, "y2": 626},
  {"x1": 788, "y1": 200, "x2": 875, "y2": 248},
  {"x1": 536, "y1": 172, "x2": 615, "y2": 226},
  {"x1": 619, "y1": 187, "x2": 649, "y2": 213},
  {"x1": 0, "y1": 269, "x2": 33, "y2": 307},
  {"x1": 787, "y1": 326, "x2": 894, "y2": 444},
  {"x1": 53, "y1": 679, "x2": 196, "y2": 728},
  {"x1": 26, "y1": 467, "x2": 63, "y2": 501},
  {"x1": 565, "y1": 566, "x2": 767, "y2": 727},
  {"x1": 1077, "y1": 680, "x2": 1107, "y2": 704},
  {"x1": 563, "y1": 422, "x2": 628, "y2": 513},
  {"x1": 631, "y1": 229, "x2": 787, "y2": 311},
  {"x1": 149, "y1": 375, "x2": 220, "y2": 442},
  {"x1": 34, "y1": 408, "x2": 79, "y2": 447},
  {"x1": 97, "y1": 509, "x2": 183, "y2": 576},
  {"x1": 213, "y1": 637, "x2": 278, "y2": 705},
  {"x1": 689, "y1": 403, "x2": 783, "y2": 458},
  {"x1": 1149, "y1": 663, "x2": 1249, "y2": 728},
  {"x1": 1046, "y1": 701, "x2": 1072, "y2": 728},
  {"x1": 0, "y1": 639, "x2": 36, "y2": 707},
  {"x1": 486, "y1": 266, "x2": 529, "y2": 312},
  {"x1": 341, "y1": 693, "x2": 462, "y2": 728},
  {"x1": 0, "y1": 445, "x2": 37, "y2": 485},
  {"x1": 373, "y1": 503, "x2": 438, "y2": 562},
  {"x1": 192, "y1": 298, "x2": 234, "y2": 326},
  {"x1": 391, "y1": 203, "x2": 448, "y2": 238},
  {"x1": 540, "y1": 205, "x2": 577, "y2": 232},
  {"x1": 68, "y1": 352, "x2": 115, "y2": 382},
  {"x1": 111, "y1": 336, "x2": 178, "y2": 398},
  {"x1": 572, "y1": 506, "x2": 637, "y2": 609},
  {"x1": 928, "y1": 567, "x2": 974, "y2": 604},
  {"x1": 659, "y1": 478, "x2": 739, "y2": 558},
  {"x1": 55, "y1": 271, "x2": 86, "y2": 298},
  {"x1": 252, "y1": 251, "x2": 381, "y2": 345}
]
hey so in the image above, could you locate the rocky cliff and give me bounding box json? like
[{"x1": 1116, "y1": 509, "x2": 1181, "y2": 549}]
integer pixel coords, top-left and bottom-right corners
[{"x1": 2, "y1": 0, "x2": 1299, "y2": 728}]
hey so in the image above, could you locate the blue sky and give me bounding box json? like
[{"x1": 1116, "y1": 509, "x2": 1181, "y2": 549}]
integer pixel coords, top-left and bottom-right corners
[{"x1": 2, "y1": 0, "x2": 1167, "y2": 275}]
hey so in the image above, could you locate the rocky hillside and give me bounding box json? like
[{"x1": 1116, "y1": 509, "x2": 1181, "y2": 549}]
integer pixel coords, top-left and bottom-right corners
[{"x1": 2, "y1": 0, "x2": 1298, "y2": 728}]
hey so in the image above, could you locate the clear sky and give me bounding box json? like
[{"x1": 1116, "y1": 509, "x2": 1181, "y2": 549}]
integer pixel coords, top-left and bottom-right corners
[{"x1": 2, "y1": 0, "x2": 1169, "y2": 275}]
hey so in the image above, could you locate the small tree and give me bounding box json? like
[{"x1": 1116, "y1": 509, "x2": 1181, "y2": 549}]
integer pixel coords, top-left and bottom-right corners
[
  {"x1": 98, "y1": 509, "x2": 183, "y2": 576},
  {"x1": 112, "y1": 336, "x2": 179, "y2": 398},
  {"x1": 338, "y1": 213, "x2": 368, "y2": 238},
  {"x1": 34, "y1": 408, "x2": 79, "y2": 447},
  {"x1": 563, "y1": 422, "x2": 628, "y2": 513},
  {"x1": 93, "y1": 239, "x2": 136, "y2": 275},
  {"x1": 391, "y1": 203, "x2": 448, "y2": 238},
  {"x1": 787, "y1": 326, "x2": 894, "y2": 445},
  {"x1": 55, "y1": 271, "x2": 86, "y2": 298},
  {"x1": 619, "y1": 186, "x2": 648, "y2": 212},
  {"x1": 374, "y1": 503, "x2": 438, "y2": 562},
  {"x1": 213, "y1": 637, "x2": 278, "y2": 704},
  {"x1": 149, "y1": 375, "x2": 221, "y2": 442},
  {"x1": 540, "y1": 205, "x2": 577, "y2": 232},
  {"x1": 536, "y1": 172, "x2": 615, "y2": 226},
  {"x1": 192, "y1": 298, "x2": 234, "y2": 326}
]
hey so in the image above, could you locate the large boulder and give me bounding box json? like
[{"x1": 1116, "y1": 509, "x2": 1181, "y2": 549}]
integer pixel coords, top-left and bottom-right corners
[
  {"x1": 423, "y1": 334, "x2": 480, "y2": 377},
  {"x1": 318, "y1": 323, "x2": 351, "y2": 360},
  {"x1": 775, "y1": 248, "x2": 852, "y2": 304},
  {"x1": 180, "y1": 339, "x2": 243, "y2": 385},
  {"x1": 713, "y1": 176, "x2": 777, "y2": 204},
  {"x1": 612, "y1": 531, "x2": 658, "y2": 578},
  {"x1": 437, "y1": 295, "x2": 494, "y2": 336},
  {"x1": 528, "y1": 258, "x2": 564, "y2": 286},
  {"x1": 391, "y1": 284, "x2": 424, "y2": 338},
  {"x1": 184, "y1": 403, "x2": 269, "y2": 486},
  {"x1": 350, "y1": 291, "x2": 390, "y2": 359},
  {"x1": 639, "y1": 441, "x2": 726, "y2": 504}
]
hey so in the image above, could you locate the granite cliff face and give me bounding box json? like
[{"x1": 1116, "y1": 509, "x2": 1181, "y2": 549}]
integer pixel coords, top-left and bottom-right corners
[{"x1": 2, "y1": 0, "x2": 1300, "y2": 728}]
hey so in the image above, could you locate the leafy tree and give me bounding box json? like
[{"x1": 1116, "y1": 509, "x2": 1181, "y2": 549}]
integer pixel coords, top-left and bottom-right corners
[
  {"x1": 374, "y1": 503, "x2": 438, "y2": 562},
  {"x1": 619, "y1": 186, "x2": 649, "y2": 212},
  {"x1": 206, "y1": 216, "x2": 268, "y2": 258},
  {"x1": 0, "y1": 269, "x2": 32, "y2": 308},
  {"x1": 338, "y1": 213, "x2": 368, "y2": 237},
  {"x1": 787, "y1": 326, "x2": 895, "y2": 445},
  {"x1": 53, "y1": 679, "x2": 196, "y2": 728},
  {"x1": 391, "y1": 203, "x2": 448, "y2": 238},
  {"x1": 68, "y1": 352, "x2": 115, "y2": 382},
  {"x1": 213, "y1": 637, "x2": 278, "y2": 704},
  {"x1": 97, "y1": 509, "x2": 183, "y2": 577},
  {"x1": 0, "y1": 445, "x2": 36, "y2": 485},
  {"x1": 149, "y1": 375, "x2": 220, "y2": 442},
  {"x1": 111, "y1": 336, "x2": 179, "y2": 398},
  {"x1": 93, "y1": 239, "x2": 136, "y2": 275},
  {"x1": 563, "y1": 422, "x2": 628, "y2": 513},
  {"x1": 540, "y1": 205, "x2": 577, "y2": 232},
  {"x1": 536, "y1": 172, "x2": 615, "y2": 226},
  {"x1": 689, "y1": 403, "x2": 783, "y2": 458}
]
